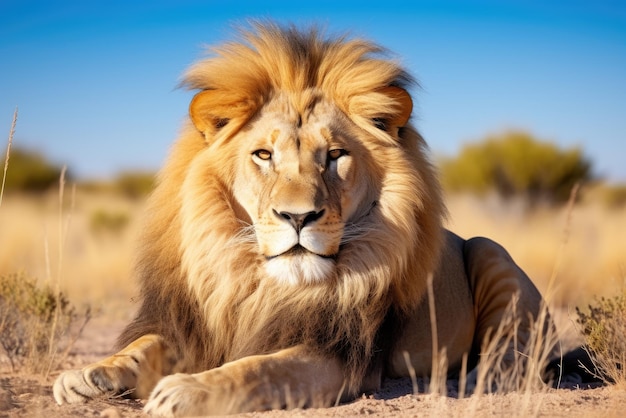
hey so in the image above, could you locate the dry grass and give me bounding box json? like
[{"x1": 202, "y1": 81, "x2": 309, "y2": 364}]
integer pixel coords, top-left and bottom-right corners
[
  {"x1": 445, "y1": 192, "x2": 626, "y2": 307},
  {"x1": 0, "y1": 272, "x2": 87, "y2": 374},
  {"x1": 1, "y1": 112, "x2": 94, "y2": 375},
  {"x1": 0, "y1": 190, "x2": 142, "y2": 318},
  {"x1": 415, "y1": 282, "x2": 560, "y2": 417},
  {"x1": 576, "y1": 291, "x2": 626, "y2": 388}
]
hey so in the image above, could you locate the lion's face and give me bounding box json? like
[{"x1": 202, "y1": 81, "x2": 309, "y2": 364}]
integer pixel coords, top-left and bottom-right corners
[
  {"x1": 188, "y1": 54, "x2": 414, "y2": 286},
  {"x1": 230, "y1": 92, "x2": 377, "y2": 284}
]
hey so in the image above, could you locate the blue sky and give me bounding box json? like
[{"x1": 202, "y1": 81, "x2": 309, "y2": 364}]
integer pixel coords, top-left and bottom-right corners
[{"x1": 1, "y1": 0, "x2": 625, "y2": 182}]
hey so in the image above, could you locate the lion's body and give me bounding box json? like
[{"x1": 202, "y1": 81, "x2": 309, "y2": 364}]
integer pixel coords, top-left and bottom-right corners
[{"x1": 54, "y1": 23, "x2": 560, "y2": 416}]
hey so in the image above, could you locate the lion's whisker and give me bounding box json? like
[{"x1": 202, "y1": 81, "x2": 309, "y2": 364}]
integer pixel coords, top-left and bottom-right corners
[
  {"x1": 340, "y1": 223, "x2": 377, "y2": 245},
  {"x1": 225, "y1": 224, "x2": 257, "y2": 248}
]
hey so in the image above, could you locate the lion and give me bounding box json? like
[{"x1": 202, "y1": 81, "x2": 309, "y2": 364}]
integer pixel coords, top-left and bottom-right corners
[{"x1": 53, "y1": 23, "x2": 583, "y2": 416}]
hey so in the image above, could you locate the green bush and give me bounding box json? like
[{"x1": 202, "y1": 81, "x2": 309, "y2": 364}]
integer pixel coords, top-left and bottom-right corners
[
  {"x1": 440, "y1": 131, "x2": 592, "y2": 205},
  {"x1": 576, "y1": 292, "x2": 626, "y2": 386},
  {"x1": 1, "y1": 147, "x2": 66, "y2": 192}
]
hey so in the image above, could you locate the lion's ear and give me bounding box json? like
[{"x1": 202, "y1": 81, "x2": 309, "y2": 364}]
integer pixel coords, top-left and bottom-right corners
[
  {"x1": 380, "y1": 86, "x2": 413, "y2": 128},
  {"x1": 190, "y1": 90, "x2": 237, "y2": 136}
]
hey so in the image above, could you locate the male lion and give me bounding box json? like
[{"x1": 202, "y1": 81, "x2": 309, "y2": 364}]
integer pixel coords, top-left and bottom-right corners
[{"x1": 54, "y1": 23, "x2": 578, "y2": 416}]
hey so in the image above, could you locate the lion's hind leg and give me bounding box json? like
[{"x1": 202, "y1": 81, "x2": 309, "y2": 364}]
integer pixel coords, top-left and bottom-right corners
[
  {"x1": 463, "y1": 237, "x2": 557, "y2": 389},
  {"x1": 53, "y1": 334, "x2": 176, "y2": 404}
]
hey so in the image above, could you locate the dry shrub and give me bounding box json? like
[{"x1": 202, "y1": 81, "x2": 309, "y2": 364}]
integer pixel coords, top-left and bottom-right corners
[
  {"x1": 0, "y1": 272, "x2": 90, "y2": 374},
  {"x1": 576, "y1": 290, "x2": 626, "y2": 387}
]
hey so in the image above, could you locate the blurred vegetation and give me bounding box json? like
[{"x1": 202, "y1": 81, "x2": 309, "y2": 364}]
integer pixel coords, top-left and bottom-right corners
[
  {"x1": 90, "y1": 209, "x2": 130, "y2": 235},
  {"x1": 577, "y1": 291, "x2": 626, "y2": 386},
  {"x1": 601, "y1": 184, "x2": 626, "y2": 208},
  {"x1": 0, "y1": 273, "x2": 90, "y2": 373},
  {"x1": 1, "y1": 147, "x2": 67, "y2": 193},
  {"x1": 80, "y1": 170, "x2": 155, "y2": 198},
  {"x1": 3, "y1": 147, "x2": 154, "y2": 197},
  {"x1": 113, "y1": 170, "x2": 155, "y2": 198},
  {"x1": 440, "y1": 131, "x2": 593, "y2": 206}
]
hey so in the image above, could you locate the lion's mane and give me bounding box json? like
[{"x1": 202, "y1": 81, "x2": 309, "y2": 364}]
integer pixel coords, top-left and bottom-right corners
[{"x1": 118, "y1": 22, "x2": 445, "y2": 392}]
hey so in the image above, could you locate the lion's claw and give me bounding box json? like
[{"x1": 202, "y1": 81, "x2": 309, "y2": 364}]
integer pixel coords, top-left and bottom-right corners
[{"x1": 144, "y1": 374, "x2": 214, "y2": 417}]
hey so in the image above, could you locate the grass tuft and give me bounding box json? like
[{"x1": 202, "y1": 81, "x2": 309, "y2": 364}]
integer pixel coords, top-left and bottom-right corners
[
  {"x1": 576, "y1": 289, "x2": 626, "y2": 387},
  {"x1": 0, "y1": 272, "x2": 90, "y2": 373}
]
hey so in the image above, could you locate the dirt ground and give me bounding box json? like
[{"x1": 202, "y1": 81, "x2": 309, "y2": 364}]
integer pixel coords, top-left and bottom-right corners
[{"x1": 1, "y1": 317, "x2": 625, "y2": 418}]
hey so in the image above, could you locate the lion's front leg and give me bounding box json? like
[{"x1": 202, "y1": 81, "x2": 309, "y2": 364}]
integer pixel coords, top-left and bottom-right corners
[
  {"x1": 53, "y1": 334, "x2": 176, "y2": 404},
  {"x1": 144, "y1": 345, "x2": 346, "y2": 417}
]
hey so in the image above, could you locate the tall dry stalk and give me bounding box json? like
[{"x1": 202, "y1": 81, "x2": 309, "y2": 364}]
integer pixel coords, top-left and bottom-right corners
[
  {"x1": 427, "y1": 274, "x2": 449, "y2": 397},
  {"x1": 44, "y1": 166, "x2": 78, "y2": 378},
  {"x1": 1, "y1": 107, "x2": 18, "y2": 207},
  {"x1": 402, "y1": 351, "x2": 419, "y2": 395}
]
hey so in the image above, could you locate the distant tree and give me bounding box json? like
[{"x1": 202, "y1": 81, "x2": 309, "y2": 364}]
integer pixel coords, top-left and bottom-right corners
[
  {"x1": 440, "y1": 131, "x2": 593, "y2": 205},
  {"x1": 1, "y1": 147, "x2": 65, "y2": 192}
]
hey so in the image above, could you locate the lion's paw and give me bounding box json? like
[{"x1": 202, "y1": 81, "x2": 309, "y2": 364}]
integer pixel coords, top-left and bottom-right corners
[
  {"x1": 53, "y1": 366, "x2": 123, "y2": 405},
  {"x1": 144, "y1": 373, "x2": 222, "y2": 417}
]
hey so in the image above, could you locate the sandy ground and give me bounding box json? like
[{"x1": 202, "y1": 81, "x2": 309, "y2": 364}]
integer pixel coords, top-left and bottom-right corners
[{"x1": 1, "y1": 317, "x2": 625, "y2": 418}]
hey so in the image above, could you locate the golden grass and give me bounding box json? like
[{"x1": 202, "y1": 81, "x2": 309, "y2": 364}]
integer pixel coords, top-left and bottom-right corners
[
  {"x1": 0, "y1": 190, "x2": 143, "y2": 318},
  {"x1": 444, "y1": 192, "x2": 626, "y2": 308}
]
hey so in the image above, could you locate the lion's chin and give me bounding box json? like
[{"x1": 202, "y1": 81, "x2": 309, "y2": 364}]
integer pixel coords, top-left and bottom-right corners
[{"x1": 264, "y1": 251, "x2": 335, "y2": 285}]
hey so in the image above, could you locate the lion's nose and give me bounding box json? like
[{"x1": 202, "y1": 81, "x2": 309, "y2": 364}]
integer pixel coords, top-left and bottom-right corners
[{"x1": 275, "y1": 209, "x2": 325, "y2": 232}]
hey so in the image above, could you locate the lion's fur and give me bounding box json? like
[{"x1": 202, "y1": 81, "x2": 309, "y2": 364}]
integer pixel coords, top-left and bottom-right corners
[{"x1": 117, "y1": 22, "x2": 445, "y2": 393}]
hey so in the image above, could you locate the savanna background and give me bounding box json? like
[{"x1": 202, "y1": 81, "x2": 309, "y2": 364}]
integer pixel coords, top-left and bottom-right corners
[{"x1": 1, "y1": 1, "x2": 625, "y2": 417}]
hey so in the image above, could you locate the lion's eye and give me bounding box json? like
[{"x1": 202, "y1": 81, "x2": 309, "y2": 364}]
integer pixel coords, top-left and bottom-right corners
[
  {"x1": 372, "y1": 118, "x2": 388, "y2": 131},
  {"x1": 328, "y1": 149, "x2": 347, "y2": 161},
  {"x1": 253, "y1": 149, "x2": 272, "y2": 161}
]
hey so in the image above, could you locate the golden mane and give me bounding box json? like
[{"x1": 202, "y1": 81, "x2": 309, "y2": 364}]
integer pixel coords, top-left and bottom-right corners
[
  {"x1": 117, "y1": 22, "x2": 445, "y2": 393},
  {"x1": 184, "y1": 23, "x2": 412, "y2": 126}
]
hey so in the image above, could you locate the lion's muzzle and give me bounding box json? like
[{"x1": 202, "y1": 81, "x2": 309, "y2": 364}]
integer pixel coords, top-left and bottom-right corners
[{"x1": 274, "y1": 209, "x2": 326, "y2": 233}]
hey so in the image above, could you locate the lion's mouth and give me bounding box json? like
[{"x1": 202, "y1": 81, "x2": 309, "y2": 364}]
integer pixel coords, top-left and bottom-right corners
[
  {"x1": 266, "y1": 244, "x2": 336, "y2": 260},
  {"x1": 263, "y1": 244, "x2": 337, "y2": 285}
]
